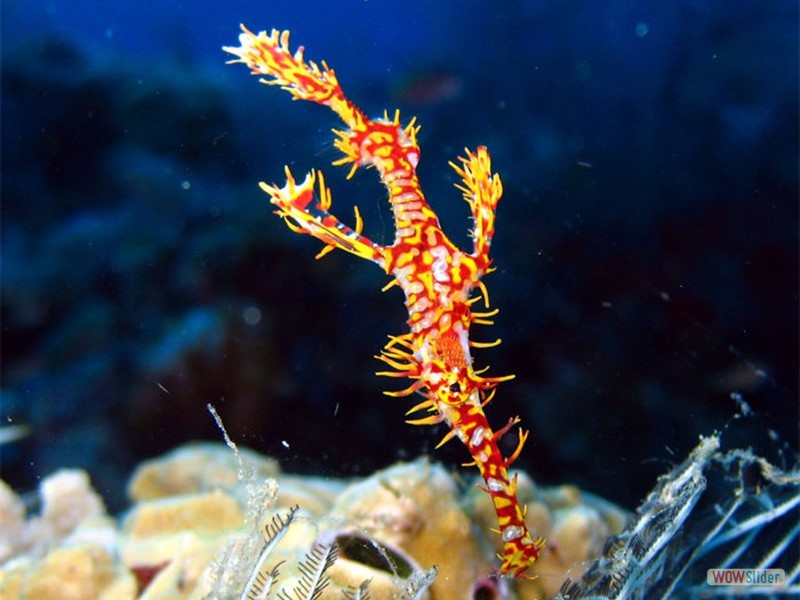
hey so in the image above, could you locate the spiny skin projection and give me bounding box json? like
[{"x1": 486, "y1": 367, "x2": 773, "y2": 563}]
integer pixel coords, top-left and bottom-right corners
[{"x1": 224, "y1": 26, "x2": 546, "y2": 578}]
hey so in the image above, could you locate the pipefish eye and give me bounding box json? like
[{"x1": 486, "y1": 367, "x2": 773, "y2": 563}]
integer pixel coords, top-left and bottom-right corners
[{"x1": 449, "y1": 382, "x2": 461, "y2": 393}]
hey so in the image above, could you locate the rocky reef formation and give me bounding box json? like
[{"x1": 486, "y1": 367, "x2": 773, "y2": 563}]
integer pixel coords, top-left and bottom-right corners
[{"x1": 0, "y1": 443, "x2": 625, "y2": 599}]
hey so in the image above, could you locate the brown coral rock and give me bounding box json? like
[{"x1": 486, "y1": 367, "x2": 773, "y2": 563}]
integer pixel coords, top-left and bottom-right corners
[
  {"x1": 329, "y1": 459, "x2": 493, "y2": 599},
  {"x1": 124, "y1": 489, "x2": 243, "y2": 539},
  {"x1": 22, "y1": 545, "x2": 136, "y2": 600},
  {"x1": 128, "y1": 442, "x2": 279, "y2": 502}
]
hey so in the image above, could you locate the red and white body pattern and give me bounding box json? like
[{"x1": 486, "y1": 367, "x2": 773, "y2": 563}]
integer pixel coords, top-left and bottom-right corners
[{"x1": 225, "y1": 26, "x2": 545, "y2": 578}]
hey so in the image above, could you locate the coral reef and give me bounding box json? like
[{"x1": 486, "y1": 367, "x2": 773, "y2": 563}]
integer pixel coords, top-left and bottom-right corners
[
  {"x1": 2, "y1": 423, "x2": 795, "y2": 599},
  {"x1": 0, "y1": 444, "x2": 625, "y2": 599}
]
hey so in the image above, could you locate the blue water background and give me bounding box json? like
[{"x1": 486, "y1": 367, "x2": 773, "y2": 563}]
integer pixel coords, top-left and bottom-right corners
[{"x1": 2, "y1": 0, "x2": 797, "y2": 511}]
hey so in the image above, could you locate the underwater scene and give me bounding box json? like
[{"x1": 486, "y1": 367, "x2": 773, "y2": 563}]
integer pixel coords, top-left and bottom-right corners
[{"x1": 1, "y1": 0, "x2": 798, "y2": 598}]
